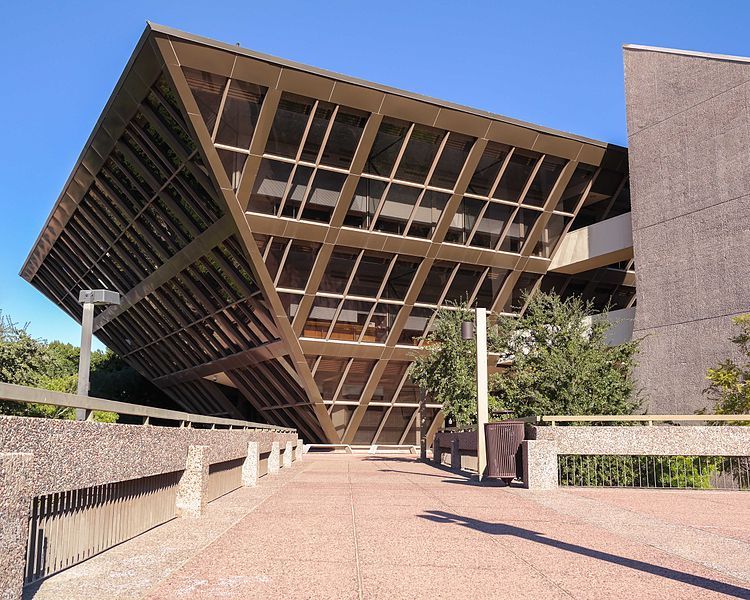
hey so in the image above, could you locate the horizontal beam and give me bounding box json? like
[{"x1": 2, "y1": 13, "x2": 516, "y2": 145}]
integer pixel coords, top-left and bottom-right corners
[
  {"x1": 0, "y1": 382, "x2": 294, "y2": 431},
  {"x1": 538, "y1": 414, "x2": 750, "y2": 425}
]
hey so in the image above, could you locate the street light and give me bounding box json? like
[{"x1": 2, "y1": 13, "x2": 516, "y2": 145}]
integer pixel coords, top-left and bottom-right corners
[
  {"x1": 76, "y1": 289, "x2": 120, "y2": 420},
  {"x1": 462, "y1": 307, "x2": 489, "y2": 481}
]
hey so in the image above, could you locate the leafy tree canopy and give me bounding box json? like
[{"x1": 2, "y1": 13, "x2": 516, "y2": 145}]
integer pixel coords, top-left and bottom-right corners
[{"x1": 704, "y1": 314, "x2": 750, "y2": 422}]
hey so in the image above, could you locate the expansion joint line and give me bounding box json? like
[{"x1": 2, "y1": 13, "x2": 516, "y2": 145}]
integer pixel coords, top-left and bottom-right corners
[{"x1": 347, "y1": 461, "x2": 364, "y2": 600}]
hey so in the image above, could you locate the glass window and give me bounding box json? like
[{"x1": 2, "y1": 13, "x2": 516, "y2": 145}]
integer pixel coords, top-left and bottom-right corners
[
  {"x1": 372, "y1": 361, "x2": 409, "y2": 403},
  {"x1": 470, "y1": 202, "x2": 513, "y2": 249},
  {"x1": 277, "y1": 292, "x2": 302, "y2": 320},
  {"x1": 265, "y1": 93, "x2": 314, "y2": 158},
  {"x1": 215, "y1": 80, "x2": 266, "y2": 150},
  {"x1": 555, "y1": 163, "x2": 596, "y2": 213},
  {"x1": 217, "y1": 149, "x2": 246, "y2": 192},
  {"x1": 339, "y1": 360, "x2": 377, "y2": 401},
  {"x1": 429, "y1": 133, "x2": 475, "y2": 189},
  {"x1": 475, "y1": 267, "x2": 509, "y2": 308},
  {"x1": 303, "y1": 296, "x2": 340, "y2": 338},
  {"x1": 352, "y1": 406, "x2": 387, "y2": 444},
  {"x1": 607, "y1": 179, "x2": 631, "y2": 219},
  {"x1": 444, "y1": 265, "x2": 484, "y2": 304},
  {"x1": 300, "y1": 102, "x2": 334, "y2": 162},
  {"x1": 382, "y1": 256, "x2": 421, "y2": 300},
  {"x1": 320, "y1": 107, "x2": 368, "y2": 169},
  {"x1": 523, "y1": 155, "x2": 566, "y2": 207},
  {"x1": 264, "y1": 238, "x2": 288, "y2": 281},
  {"x1": 280, "y1": 166, "x2": 313, "y2": 219},
  {"x1": 319, "y1": 248, "x2": 359, "y2": 294},
  {"x1": 416, "y1": 261, "x2": 454, "y2": 304},
  {"x1": 406, "y1": 190, "x2": 449, "y2": 239},
  {"x1": 494, "y1": 148, "x2": 541, "y2": 203},
  {"x1": 182, "y1": 67, "x2": 227, "y2": 135},
  {"x1": 533, "y1": 213, "x2": 571, "y2": 258},
  {"x1": 277, "y1": 241, "x2": 320, "y2": 290},
  {"x1": 467, "y1": 142, "x2": 511, "y2": 196},
  {"x1": 344, "y1": 177, "x2": 386, "y2": 229},
  {"x1": 500, "y1": 208, "x2": 541, "y2": 253},
  {"x1": 395, "y1": 125, "x2": 446, "y2": 184},
  {"x1": 331, "y1": 299, "x2": 373, "y2": 341},
  {"x1": 444, "y1": 198, "x2": 484, "y2": 244},
  {"x1": 364, "y1": 303, "x2": 400, "y2": 343},
  {"x1": 398, "y1": 306, "x2": 433, "y2": 345},
  {"x1": 365, "y1": 117, "x2": 410, "y2": 177},
  {"x1": 247, "y1": 159, "x2": 293, "y2": 215},
  {"x1": 349, "y1": 251, "x2": 392, "y2": 298},
  {"x1": 374, "y1": 184, "x2": 420, "y2": 235},
  {"x1": 313, "y1": 357, "x2": 348, "y2": 401},
  {"x1": 301, "y1": 169, "x2": 347, "y2": 223},
  {"x1": 503, "y1": 272, "x2": 541, "y2": 313}
]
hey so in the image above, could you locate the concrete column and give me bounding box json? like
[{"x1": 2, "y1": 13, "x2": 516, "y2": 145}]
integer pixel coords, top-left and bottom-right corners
[
  {"x1": 0, "y1": 453, "x2": 33, "y2": 600},
  {"x1": 241, "y1": 441, "x2": 259, "y2": 487},
  {"x1": 176, "y1": 445, "x2": 210, "y2": 517},
  {"x1": 476, "y1": 307, "x2": 489, "y2": 481},
  {"x1": 522, "y1": 440, "x2": 558, "y2": 490},
  {"x1": 283, "y1": 441, "x2": 293, "y2": 468},
  {"x1": 295, "y1": 439, "x2": 304, "y2": 461},
  {"x1": 432, "y1": 434, "x2": 442, "y2": 465},
  {"x1": 268, "y1": 441, "x2": 280, "y2": 475},
  {"x1": 450, "y1": 438, "x2": 461, "y2": 471}
]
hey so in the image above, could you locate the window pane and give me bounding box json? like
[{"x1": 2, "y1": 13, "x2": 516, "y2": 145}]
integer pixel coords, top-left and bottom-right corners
[
  {"x1": 349, "y1": 251, "x2": 392, "y2": 297},
  {"x1": 398, "y1": 306, "x2": 433, "y2": 345},
  {"x1": 416, "y1": 261, "x2": 454, "y2": 304},
  {"x1": 215, "y1": 80, "x2": 266, "y2": 150},
  {"x1": 319, "y1": 247, "x2": 359, "y2": 294},
  {"x1": 313, "y1": 357, "x2": 348, "y2": 401},
  {"x1": 494, "y1": 148, "x2": 541, "y2": 203},
  {"x1": 533, "y1": 213, "x2": 571, "y2": 258},
  {"x1": 300, "y1": 102, "x2": 334, "y2": 162},
  {"x1": 444, "y1": 265, "x2": 484, "y2": 304},
  {"x1": 503, "y1": 272, "x2": 541, "y2": 312},
  {"x1": 217, "y1": 149, "x2": 246, "y2": 192},
  {"x1": 523, "y1": 155, "x2": 566, "y2": 207},
  {"x1": 280, "y1": 166, "x2": 313, "y2": 219},
  {"x1": 339, "y1": 360, "x2": 376, "y2": 401},
  {"x1": 277, "y1": 241, "x2": 320, "y2": 289},
  {"x1": 364, "y1": 303, "x2": 400, "y2": 343},
  {"x1": 374, "y1": 184, "x2": 420, "y2": 235},
  {"x1": 500, "y1": 208, "x2": 541, "y2": 253},
  {"x1": 301, "y1": 169, "x2": 347, "y2": 223},
  {"x1": 475, "y1": 267, "x2": 509, "y2": 307},
  {"x1": 264, "y1": 238, "x2": 288, "y2": 281},
  {"x1": 334, "y1": 300, "x2": 374, "y2": 341},
  {"x1": 395, "y1": 125, "x2": 446, "y2": 184},
  {"x1": 406, "y1": 190, "x2": 449, "y2": 239},
  {"x1": 556, "y1": 163, "x2": 596, "y2": 213},
  {"x1": 429, "y1": 133, "x2": 475, "y2": 189},
  {"x1": 304, "y1": 296, "x2": 339, "y2": 338},
  {"x1": 467, "y1": 142, "x2": 511, "y2": 196},
  {"x1": 382, "y1": 256, "x2": 421, "y2": 300},
  {"x1": 247, "y1": 159, "x2": 292, "y2": 215},
  {"x1": 372, "y1": 361, "x2": 409, "y2": 403},
  {"x1": 182, "y1": 67, "x2": 226, "y2": 134},
  {"x1": 365, "y1": 117, "x2": 410, "y2": 177},
  {"x1": 344, "y1": 177, "x2": 386, "y2": 228},
  {"x1": 265, "y1": 93, "x2": 314, "y2": 158},
  {"x1": 470, "y1": 202, "x2": 513, "y2": 249},
  {"x1": 278, "y1": 292, "x2": 302, "y2": 320},
  {"x1": 444, "y1": 198, "x2": 484, "y2": 244},
  {"x1": 320, "y1": 107, "x2": 368, "y2": 169}
]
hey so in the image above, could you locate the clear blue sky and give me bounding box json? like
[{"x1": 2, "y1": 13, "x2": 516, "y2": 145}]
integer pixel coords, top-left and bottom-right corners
[{"x1": 1, "y1": 1, "x2": 748, "y2": 349}]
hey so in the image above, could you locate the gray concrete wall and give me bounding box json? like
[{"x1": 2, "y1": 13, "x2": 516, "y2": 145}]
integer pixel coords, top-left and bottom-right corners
[{"x1": 624, "y1": 45, "x2": 750, "y2": 413}]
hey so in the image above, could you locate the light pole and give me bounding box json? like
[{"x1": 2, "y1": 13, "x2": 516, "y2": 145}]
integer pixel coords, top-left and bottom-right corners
[
  {"x1": 462, "y1": 307, "x2": 489, "y2": 481},
  {"x1": 76, "y1": 289, "x2": 120, "y2": 420}
]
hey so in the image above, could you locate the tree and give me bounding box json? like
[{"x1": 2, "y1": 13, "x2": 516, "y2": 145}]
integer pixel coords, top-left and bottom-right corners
[{"x1": 704, "y1": 314, "x2": 750, "y2": 421}]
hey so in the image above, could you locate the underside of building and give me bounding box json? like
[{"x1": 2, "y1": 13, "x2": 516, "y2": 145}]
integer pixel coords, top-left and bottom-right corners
[{"x1": 22, "y1": 24, "x2": 636, "y2": 443}]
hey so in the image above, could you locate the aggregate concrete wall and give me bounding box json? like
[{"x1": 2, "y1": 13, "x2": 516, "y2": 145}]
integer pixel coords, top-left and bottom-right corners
[
  {"x1": 624, "y1": 46, "x2": 750, "y2": 413},
  {"x1": 0, "y1": 415, "x2": 297, "y2": 497}
]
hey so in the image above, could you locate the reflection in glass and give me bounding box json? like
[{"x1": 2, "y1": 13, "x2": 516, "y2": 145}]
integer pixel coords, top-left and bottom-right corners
[
  {"x1": 247, "y1": 159, "x2": 292, "y2": 215},
  {"x1": 445, "y1": 198, "x2": 484, "y2": 244},
  {"x1": 277, "y1": 241, "x2": 320, "y2": 290},
  {"x1": 467, "y1": 142, "x2": 511, "y2": 196},
  {"x1": 349, "y1": 251, "x2": 392, "y2": 298},
  {"x1": 313, "y1": 357, "x2": 348, "y2": 400},
  {"x1": 300, "y1": 169, "x2": 347, "y2": 223},
  {"x1": 395, "y1": 125, "x2": 445, "y2": 184},
  {"x1": 277, "y1": 292, "x2": 302, "y2": 320},
  {"x1": 265, "y1": 93, "x2": 314, "y2": 158},
  {"x1": 382, "y1": 256, "x2": 421, "y2": 300},
  {"x1": 533, "y1": 213, "x2": 571, "y2": 258},
  {"x1": 503, "y1": 272, "x2": 541, "y2": 312},
  {"x1": 500, "y1": 208, "x2": 541, "y2": 253},
  {"x1": 372, "y1": 361, "x2": 409, "y2": 403},
  {"x1": 339, "y1": 360, "x2": 377, "y2": 401},
  {"x1": 374, "y1": 184, "x2": 420, "y2": 235},
  {"x1": 494, "y1": 149, "x2": 541, "y2": 203},
  {"x1": 331, "y1": 300, "x2": 373, "y2": 341},
  {"x1": 556, "y1": 163, "x2": 596, "y2": 213},
  {"x1": 475, "y1": 267, "x2": 509, "y2": 307},
  {"x1": 320, "y1": 107, "x2": 369, "y2": 170},
  {"x1": 470, "y1": 202, "x2": 513, "y2": 249},
  {"x1": 352, "y1": 406, "x2": 386, "y2": 444},
  {"x1": 406, "y1": 190, "x2": 449, "y2": 239},
  {"x1": 215, "y1": 80, "x2": 266, "y2": 149},
  {"x1": 217, "y1": 149, "x2": 246, "y2": 192},
  {"x1": 319, "y1": 248, "x2": 359, "y2": 294},
  {"x1": 345, "y1": 177, "x2": 386, "y2": 228},
  {"x1": 523, "y1": 156, "x2": 566, "y2": 207},
  {"x1": 365, "y1": 118, "x2": 410, "y2": 177},
  {"x1": 444, "y1": 265, "x2": 485, "y2": 304},
  {"x1": 429, "y1": 133, "x2": 475, "y2": 190},
  {"x1": 303, "y1": 296, "x2": 340, "y2": 338},
  {"x1": 365, "y1": 303, "x2": 400, "y2": 343},
  {"x1": 398, "y1": 306, "x2": 433, "y2": 345},
  {"x1": 417, "y1": 261, "x2": 454, "y2": 304},
  {"x1": 378, "y1": 406, "x2": 413, "y2": 443}
]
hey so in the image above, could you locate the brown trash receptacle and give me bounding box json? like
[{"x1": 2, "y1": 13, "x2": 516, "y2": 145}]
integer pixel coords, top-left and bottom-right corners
[{"x1": 485, "y1": 420, "x2": 525, "y2": 483}]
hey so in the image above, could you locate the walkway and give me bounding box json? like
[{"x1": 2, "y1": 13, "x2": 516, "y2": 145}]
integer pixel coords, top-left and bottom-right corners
[{"x1": 26, "y1": 454, "x2": 750, "y2": 599}]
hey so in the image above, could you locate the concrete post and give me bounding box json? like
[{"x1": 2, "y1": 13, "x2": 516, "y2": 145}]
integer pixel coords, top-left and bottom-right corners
[
  {"x1": 476, "y1": 307, "x2": 489, "y2": 481},
  {"x1": 268, "y1": 441, "x2": 280, "y2": 475},
  {"x1": 0, "y1": 453, "x2": 33, "y2": 599},
  {"x1": 295, "y1": 439, "x2": 304, "y2": 461},
  {"x1": 241, "y1": 441, "x2": 259, "y2": 487},
  {"x1": 176, "y1": 445, "x2": 210, "y2": 517},
  {"x1": 433, "y1": 434, "x2": 442, "y2": 465},
  {"x1": 283, "y1": 441, "x2": 293, "y2": 468},
  {"x1": 522, "y1": 440, "x2": 558, "y2": 489},
  {"x1": 450, "y1": 438, "x2": 461, "y2": 471}
]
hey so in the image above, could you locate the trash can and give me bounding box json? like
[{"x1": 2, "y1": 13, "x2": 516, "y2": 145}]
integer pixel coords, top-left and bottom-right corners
[{"x1": 485, "y1": 420, "x2": 525, "y2": 483}]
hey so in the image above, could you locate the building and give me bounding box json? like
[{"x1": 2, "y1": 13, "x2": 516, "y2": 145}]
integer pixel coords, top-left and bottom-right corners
[{"x1": 23, "y1": 23, "x2": 640, "y2": 444}]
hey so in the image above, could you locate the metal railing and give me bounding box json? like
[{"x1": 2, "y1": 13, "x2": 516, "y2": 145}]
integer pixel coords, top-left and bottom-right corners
[
  {"x1": 535, "y1": 414, "x2": 750, "y2": 426},
  {"x1": 558, "y1": 455, "x2": 750, "y2": 490},
  {"x1": 0, "y1": 382, "x2": 294, "y2": 431},
  {"x1": 206, "y1": 457, "x2": 245, "y2": 502}
]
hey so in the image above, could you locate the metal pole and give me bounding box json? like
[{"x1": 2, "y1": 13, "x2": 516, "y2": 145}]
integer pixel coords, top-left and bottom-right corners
[
  {"x1": 476, "y1": 307, "x2": 489, "y2": 481},
  {"x1": 76, "y1": 302, "x2": 94, "y2": 421}
]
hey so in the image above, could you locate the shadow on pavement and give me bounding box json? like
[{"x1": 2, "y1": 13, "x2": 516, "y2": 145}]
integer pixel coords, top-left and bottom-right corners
[{"x1": 419, "y1": 510, "x2": 750, "y2": 598}]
